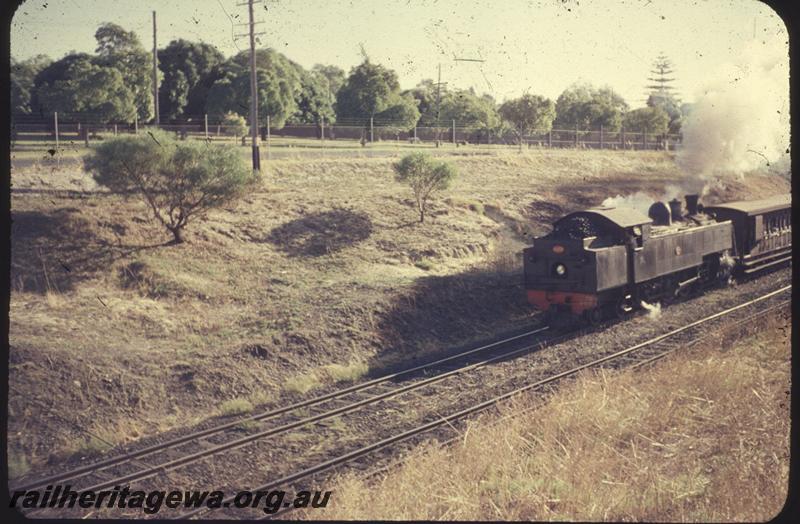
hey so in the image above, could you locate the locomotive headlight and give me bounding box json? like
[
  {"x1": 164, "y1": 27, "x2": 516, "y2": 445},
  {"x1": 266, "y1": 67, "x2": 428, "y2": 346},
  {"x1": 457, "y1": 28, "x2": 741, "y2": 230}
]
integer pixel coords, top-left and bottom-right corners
[{"x1": 555, "y1": 263, "x2": 567, "y2": 277}]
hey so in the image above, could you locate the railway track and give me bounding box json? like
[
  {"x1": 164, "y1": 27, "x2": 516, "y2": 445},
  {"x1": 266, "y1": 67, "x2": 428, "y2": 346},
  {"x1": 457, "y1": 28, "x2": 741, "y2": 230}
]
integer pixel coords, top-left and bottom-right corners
[
  {"x1": 14, "y1": 324, "x2": 556, "y2": 497},
  {"x1": 18, "y1": 283, "x2": 791, "y2": 519},
  {"x1": 184, "y1": 285, "x2": 791, "y2": 520}
]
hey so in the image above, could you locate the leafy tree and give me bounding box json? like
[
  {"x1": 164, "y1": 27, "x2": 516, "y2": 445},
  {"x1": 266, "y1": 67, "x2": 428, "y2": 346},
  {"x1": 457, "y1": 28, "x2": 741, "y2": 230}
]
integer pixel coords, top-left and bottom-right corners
[
  {"x1": 498, "y1": 94, "x2": 555, "y2": 149},
  {"x1": 622, "y1": 106, "x2": 669, "y2": 135},
  {"x1": 393, "y1": 152, "x2": 457, "y2": 223},
  {"x1": 440, "y1": 88, "x2": 500, "y2": 130},
  {"x1": 336, "y1": 60, "x2": 400, "y2": 125},
  {"x1": 11, "y1": 54, "x2": 52, "y2": 114},
  {"x1": 646, "y1": 53, "x2": 678, "y2": 99},
  {"x1": 206, "y1": 49, "x2": 300, "y2": 129},
  {"x1": 222, "y1": 111, "x2": 248, "y2": 140},
  {"x1": 374, "y1": 92, "x2": 420, "y2": 130},
  {"x1": 404, "y1": 79, "x2": 439, "y2": 125},
  {"x1": 311, "y1": 64, "x2": 346, "y2": 100},
  {"x1": 33, "y1": 52, "x2": 94, "y2": 113},
  {"x1": 554, "y1": 83, "x2": 628, "y2": 131},
  {"x1": 290, "y1": 67, "x2": 336, "y2": 125},
  {"x1": 36, "y1": 56, "x2": 137, "y2": 122},
  {"x1": 158, "y1": 39, "x2": 225, "y2": 119},
  {"x1": 93, "y1": 23, "x2": 154, "y2": 121},
  {"x1": 85, "y1": 130, "x2": 257, "y2": 244},
  {"x1": 647, "y1": 93, "x2": 682, "y2": 134}
]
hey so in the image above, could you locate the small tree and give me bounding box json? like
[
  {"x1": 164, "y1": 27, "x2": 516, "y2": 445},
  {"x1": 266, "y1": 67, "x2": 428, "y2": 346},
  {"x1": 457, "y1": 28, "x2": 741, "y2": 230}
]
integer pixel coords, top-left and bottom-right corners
[
  {"x1": 85, "y1": 130, "x2": 257, "y2": 244},
  {"x1": 222, "y1": 111, "x2": 248, "y2": 143},
  {"x1": 393, "y1": 152, "x2": 457, "y2": 223}
]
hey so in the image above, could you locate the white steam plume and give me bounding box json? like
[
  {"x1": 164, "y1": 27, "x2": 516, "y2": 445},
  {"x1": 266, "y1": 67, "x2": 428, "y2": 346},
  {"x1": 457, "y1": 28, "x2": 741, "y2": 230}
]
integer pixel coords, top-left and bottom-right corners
[
  {"x1": 677, "y1": 33, "x2": 790, "y2": 189},
  {"x1": 639, "y1": 300, "x2": 662, "y2": 320},
  {"x1": 600, "y1": 185, "x2": 683, "y2": 216}
]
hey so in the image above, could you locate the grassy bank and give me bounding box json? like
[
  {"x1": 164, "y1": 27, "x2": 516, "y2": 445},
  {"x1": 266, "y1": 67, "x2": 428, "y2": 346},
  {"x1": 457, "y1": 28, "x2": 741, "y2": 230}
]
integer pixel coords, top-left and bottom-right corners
[
  {"x1": 9, "y1": 149, "x2": 789, "y2": 472},
  {"x1": 304, "y1": 314, "x2": 791, "y2": 521}
]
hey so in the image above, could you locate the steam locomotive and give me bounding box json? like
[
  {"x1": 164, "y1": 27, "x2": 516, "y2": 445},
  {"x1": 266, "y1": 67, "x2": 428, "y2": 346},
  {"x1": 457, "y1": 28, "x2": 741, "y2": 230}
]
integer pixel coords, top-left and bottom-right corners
[{"x1": 523, "y1": 193, "x2": 791, "y2": 325}]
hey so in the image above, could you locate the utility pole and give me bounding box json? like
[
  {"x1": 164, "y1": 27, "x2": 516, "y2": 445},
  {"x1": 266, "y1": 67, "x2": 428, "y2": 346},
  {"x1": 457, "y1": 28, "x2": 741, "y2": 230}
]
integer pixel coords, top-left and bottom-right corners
[
  {"x1": 433, "y1": 64, "x2": 448, "y2": 147},
  {"x1": 247, "y1": 0, "x2": 260, "y2": 171},
  {"x1": 236, "y1": 0, "x2": 265, "y2": 171},
  {"x1": 152, "y1": 11, "x2": 159, "y2": 125}
]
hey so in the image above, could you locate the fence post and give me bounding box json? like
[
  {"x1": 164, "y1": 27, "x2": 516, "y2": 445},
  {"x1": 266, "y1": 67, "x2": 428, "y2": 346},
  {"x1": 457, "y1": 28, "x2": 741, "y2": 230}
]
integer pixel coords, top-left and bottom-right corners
[
  {"x1": 217, "y1": 124, "x2": 221, "y2": 137},
  {"x1": 266, "y1": 115, "x2": 271, "y2": 160},
  {"x1": 134, "y1": 115, "x2": 139, "y2": 134},
  {"x1": 53, "y1": 112, "x2": 59, "y2": 152},
  {"x1": 621, "y1": 127, "x2": 625, "y2": 149},
  {"x1": 370, "y1": 117, "x2": 374, "y2": 142},
  {"x1": 642, "y1": 129, "x2": 647, "y2": 149},
  {"x1": 413, "y1": 125, "x2": 417, "y2": 142},
  {"x1": 599, "y1": 125, "x2": 604, "y2": 149},
  {"x1": 320, "y1": 115, "x2": 325, "y2": 141},
  {"x1": 548, "y1": 130, "x2": 552, "y2": 148},
  {"x1": 452, "y1": 119, "x2": 456, "y2": 144},
  {"x1": 114, "y1": 123, "x2": 118, "y2": 136},
  {"x1": 574, "y1": 124, "x2": 579, "y2": 147},
  {"x1": 204, "y1": 114, "x2": 208, "y2": 139}
]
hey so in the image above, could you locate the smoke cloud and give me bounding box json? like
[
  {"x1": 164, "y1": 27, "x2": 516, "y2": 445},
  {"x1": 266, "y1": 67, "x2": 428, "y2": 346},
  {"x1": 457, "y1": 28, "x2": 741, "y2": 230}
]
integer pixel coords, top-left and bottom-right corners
[
  {"x1": 677, "y1": 33, "x2": 790, "y2": 189},
  {"x1": 600, "y1": 185, "x2": 682, "y2": 216}
]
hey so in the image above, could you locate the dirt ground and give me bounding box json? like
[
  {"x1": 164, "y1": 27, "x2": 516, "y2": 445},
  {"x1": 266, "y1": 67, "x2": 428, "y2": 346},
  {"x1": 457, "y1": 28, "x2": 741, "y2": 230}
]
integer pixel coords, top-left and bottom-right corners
[{"x1": 7, "y1": 149, "x2": 790, "y2": 476}]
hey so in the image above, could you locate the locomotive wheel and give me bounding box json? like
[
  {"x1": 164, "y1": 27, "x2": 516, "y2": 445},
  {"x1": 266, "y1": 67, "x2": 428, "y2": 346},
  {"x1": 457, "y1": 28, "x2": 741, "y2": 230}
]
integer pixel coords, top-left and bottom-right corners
[{"x1": 584, "y1": 308, "x2": 603, "y2": 326}]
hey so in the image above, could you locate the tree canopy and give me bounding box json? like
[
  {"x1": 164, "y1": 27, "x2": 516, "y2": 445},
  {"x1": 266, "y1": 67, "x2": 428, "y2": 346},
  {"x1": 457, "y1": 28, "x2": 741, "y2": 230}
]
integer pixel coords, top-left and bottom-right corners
[
  {"x1": 92, "y1": 23, "x2": 154, "y2": 121},
  {"x1": 205, "y1": 48, "x2": 301, "y2": 129},
  {"x1": 647, "y1": 93, "x2": 683, "y2": 134},
  {"x1": 499, "y1": 94, "x2": 556, "y2": 142},
  {"x1": 554, "y1": 83, "x2": 629, "y2": 131},
  {"x1": 336, "y1": 60, "x2": 415, "y2": 126},
  {"x1": 157, "y1": 39, "x2": 225, "y2": 119},
  {"x1": 35, "y1": 55, "x2": 137, "y2": 122},
  {"x1": 11, "y1": 54, "x2": 52, "y2": 114},
  {"x1": 622, "y1": 106, "x2": 670, "y2": 135}
]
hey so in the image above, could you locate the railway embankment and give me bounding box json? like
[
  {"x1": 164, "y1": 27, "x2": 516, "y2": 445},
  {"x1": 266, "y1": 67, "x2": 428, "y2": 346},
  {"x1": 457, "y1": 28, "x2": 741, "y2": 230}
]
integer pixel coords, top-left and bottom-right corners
[{"x1": 300, "y1": 307, "x2": 791, "y2": 521}]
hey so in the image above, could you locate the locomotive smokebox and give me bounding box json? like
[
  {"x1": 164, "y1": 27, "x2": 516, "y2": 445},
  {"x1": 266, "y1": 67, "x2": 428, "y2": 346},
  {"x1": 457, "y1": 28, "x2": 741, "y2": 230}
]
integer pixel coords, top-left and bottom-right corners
[
  {"x1": 648, "y1": 201, "x2": 672, "y2": 226},
  {"x1": 685, "y1": 194, "x2": 699, "y2": 215},
  {"x1": 668, "y1": 198, "x2": 683, "y2": 221}
]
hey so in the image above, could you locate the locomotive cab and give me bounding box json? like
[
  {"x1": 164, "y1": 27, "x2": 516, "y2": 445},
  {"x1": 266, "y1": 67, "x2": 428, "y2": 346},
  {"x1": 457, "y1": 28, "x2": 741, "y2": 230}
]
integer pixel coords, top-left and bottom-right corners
[{"x1": 524, "y1": 207, "x2": 652, "y2": 323}]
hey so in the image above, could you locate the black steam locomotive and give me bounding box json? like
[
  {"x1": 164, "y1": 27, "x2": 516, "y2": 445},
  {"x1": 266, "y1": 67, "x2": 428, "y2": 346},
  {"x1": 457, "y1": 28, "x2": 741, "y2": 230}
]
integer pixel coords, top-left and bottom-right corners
[{"x1": 523, "y1": 193, "x2": 791, "y2": 325}]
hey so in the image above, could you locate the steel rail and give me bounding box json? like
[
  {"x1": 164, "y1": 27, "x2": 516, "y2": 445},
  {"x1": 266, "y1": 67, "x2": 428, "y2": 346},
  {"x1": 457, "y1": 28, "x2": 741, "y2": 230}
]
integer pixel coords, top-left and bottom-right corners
[
  {"x1": 15, "y1": 325, "x2": 549, "y2": 493},
  {"x1": 177, "y1": 284, "x2": 791, "y2": 520}
]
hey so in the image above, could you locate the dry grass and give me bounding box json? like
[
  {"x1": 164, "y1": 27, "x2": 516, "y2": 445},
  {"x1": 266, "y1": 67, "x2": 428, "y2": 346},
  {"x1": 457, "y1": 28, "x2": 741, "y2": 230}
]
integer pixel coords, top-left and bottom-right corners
[
  {"x1": 218, "y1": 398, "x2": 255, "y2": 416},
  {"x1": 302, "y1": 316, "x2": 791, "y2": 521},
  {"x1": 9, "y1": 149, "x2": 789, "y2": 470}
]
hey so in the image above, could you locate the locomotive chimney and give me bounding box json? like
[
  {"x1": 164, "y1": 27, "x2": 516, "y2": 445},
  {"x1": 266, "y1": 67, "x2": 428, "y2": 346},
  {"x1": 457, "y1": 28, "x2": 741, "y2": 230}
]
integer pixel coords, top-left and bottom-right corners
[
  {"x1": 685, "y1": 194, "x2": 699, "y2": 215},
  {"x1": 668, "y1": 198, "x2": 683, "y2": 221},
  {"x1": 648, "y1": 201, "x2": 672, "y2": 226}
]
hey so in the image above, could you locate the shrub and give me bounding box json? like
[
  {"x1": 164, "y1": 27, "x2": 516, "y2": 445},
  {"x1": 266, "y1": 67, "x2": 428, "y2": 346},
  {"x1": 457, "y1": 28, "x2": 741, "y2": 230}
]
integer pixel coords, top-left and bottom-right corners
[
  {"x1": 393, "y1": 152, "x2": 457, "y2": 223},
  {"x1": 85, "y1": 130, "x2": 258, "y2": 244},
  {"x1": 222, "y1": 111, "x2": 248, "y2": 140}
]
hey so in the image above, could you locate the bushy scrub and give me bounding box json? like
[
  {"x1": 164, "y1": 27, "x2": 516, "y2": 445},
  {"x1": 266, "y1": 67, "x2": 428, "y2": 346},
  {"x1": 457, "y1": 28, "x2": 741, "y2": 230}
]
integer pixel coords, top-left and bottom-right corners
[
  {"x1": 393, "y1": 152, "x2": 457, "y2": 223},
  {"x1": 85, "y1": 130, "x2": 257, "y2": 243}
]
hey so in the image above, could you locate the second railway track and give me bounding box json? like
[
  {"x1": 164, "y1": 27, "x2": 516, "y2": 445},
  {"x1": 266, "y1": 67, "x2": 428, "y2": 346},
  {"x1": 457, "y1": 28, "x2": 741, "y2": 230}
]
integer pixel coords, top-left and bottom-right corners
[{"x1": 19, "y1": 278, "x2": 792, "y2": 519}]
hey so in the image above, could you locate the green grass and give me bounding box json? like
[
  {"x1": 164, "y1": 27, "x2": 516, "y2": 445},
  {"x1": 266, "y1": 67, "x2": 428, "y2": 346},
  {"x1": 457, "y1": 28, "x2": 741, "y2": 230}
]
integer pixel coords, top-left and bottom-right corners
[
  {"x1": 284, "y1": 374, "x2": 323, "y2": 395},
  {"x1": 323, "y1": 360, "x2": 369, "y2": 383},
  {"x1": 218, "y1": 398, "x2": 254, "y2": 416},
  {"x1": 414, "y1": 259, "x2": 436, "y2": 271}
]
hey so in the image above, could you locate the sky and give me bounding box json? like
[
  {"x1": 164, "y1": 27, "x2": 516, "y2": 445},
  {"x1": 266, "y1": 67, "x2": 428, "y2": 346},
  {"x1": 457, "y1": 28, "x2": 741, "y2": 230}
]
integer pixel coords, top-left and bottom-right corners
[{"x1": 9, "y1": 0, "x2": 789, "y2": 107}]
